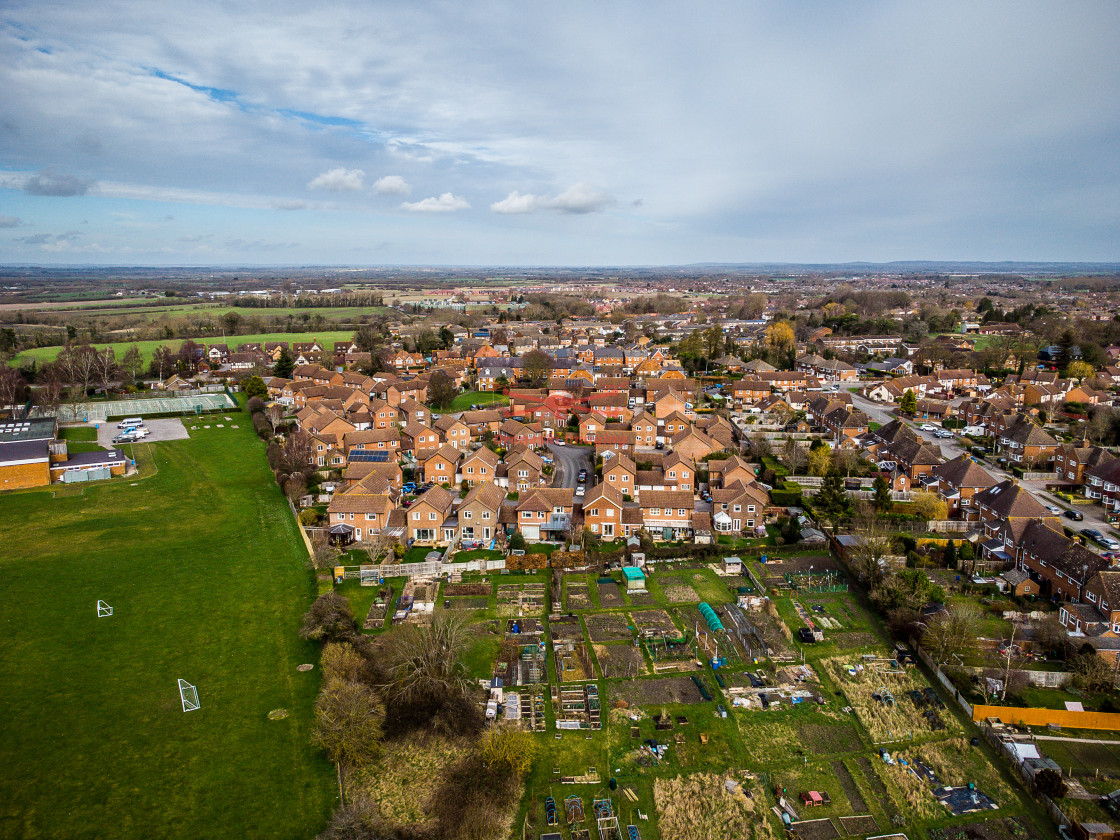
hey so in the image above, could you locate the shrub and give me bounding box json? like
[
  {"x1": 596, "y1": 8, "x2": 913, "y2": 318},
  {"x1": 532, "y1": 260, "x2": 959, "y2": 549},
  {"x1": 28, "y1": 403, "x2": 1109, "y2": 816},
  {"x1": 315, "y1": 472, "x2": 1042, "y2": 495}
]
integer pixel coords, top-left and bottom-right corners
[
  {"x1": 299, "y1": 508, "x2": 321, "y2": 526},
  {"x1": 508, "y1": 532, "x2": 526, "y2": 551}
]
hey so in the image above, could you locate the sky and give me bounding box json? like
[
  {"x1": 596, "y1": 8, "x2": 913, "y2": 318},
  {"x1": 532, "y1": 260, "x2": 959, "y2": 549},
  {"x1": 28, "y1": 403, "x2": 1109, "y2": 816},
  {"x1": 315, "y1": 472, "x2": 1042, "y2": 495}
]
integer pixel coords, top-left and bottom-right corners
[{"x1": 1, "y1": 1, "x2": 1119, "y2": 266}]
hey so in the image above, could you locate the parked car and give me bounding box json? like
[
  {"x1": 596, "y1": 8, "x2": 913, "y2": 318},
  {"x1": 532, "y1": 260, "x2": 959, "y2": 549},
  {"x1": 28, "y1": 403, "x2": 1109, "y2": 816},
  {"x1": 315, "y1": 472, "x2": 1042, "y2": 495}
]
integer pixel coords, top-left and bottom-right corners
[
  {"x1": 1065, "y1": 509, "x2": 1084, "y2": 521},
  {"x1": 575, "y1": 485, "x2": 585, "y2": 497},
  {"x1": 577, "y1": 468, "x2": 588, "y2": 483},
  {"x1": 920, "y1": 424, "x2": 937, "y2": 432},
  {"x1": 1101, "y1": 536, "x2": 1120, "y2": 551},
  {"x1": 1080, "y1": 528, "x2": 1104, "y2": 543},
  {"x1": 402, "y1": 482, "x2": 416, "y2": 493},
  {"x1": 1044, "y1": 504, "x2": 1061, "y2": 515},
  {"x1": 935, "y1": 429, "x2": 953, "y2": 439}
]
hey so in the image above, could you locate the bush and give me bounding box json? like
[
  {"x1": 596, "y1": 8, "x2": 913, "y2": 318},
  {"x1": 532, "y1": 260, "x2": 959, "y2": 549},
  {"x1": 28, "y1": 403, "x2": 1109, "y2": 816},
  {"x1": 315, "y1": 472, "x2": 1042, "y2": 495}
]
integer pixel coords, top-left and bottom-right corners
[
  {"x1": 299, "y1": 508, "x2": 322, "y2": 526},
  {"x1": 508, "y1": 532, "x2": 526, "y2": 551}
]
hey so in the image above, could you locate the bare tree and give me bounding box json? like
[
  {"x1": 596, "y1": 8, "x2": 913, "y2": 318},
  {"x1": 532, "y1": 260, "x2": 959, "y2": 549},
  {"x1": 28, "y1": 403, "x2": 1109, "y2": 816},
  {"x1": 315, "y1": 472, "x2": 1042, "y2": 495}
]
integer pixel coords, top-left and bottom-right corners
[
  {"x1": 781, "y1": 437, "x2": 807, "y2": 475},
  {"x1": 921, "y1": 603, "x2": 982, "y2": 665},
  {"x1": 384, "y1": 612, "x2": 473, "y2": 706},
  {"x1": 847, "y1": 526, "x2": 894, "y2": 590},
  {"x1": 94, "y1": 347, "x2": 117, "y2": 393},
  {"x1": 0, "y1": 367, "x2": 27, "y2": 418},
  {"x1": 281, "y1": 429, "x2": 315, "y2": 475}
]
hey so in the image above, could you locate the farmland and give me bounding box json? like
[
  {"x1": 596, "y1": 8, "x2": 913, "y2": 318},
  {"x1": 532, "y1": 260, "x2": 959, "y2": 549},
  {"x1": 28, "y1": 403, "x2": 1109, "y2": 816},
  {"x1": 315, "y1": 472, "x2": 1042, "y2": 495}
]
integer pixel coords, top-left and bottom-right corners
[
  {"x1": 11, "y1": 330, "x2": 357, "y2": 367},
  {"x1": 0, "y1": 411, "x2": 335, "y2": 840}
]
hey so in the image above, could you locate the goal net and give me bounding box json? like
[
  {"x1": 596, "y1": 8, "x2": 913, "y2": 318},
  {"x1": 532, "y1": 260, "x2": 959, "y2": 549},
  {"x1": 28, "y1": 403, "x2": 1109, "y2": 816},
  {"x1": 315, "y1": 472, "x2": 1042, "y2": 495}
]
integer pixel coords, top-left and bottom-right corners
[
  {"x1": 178, "y1": 679, "x2": 201, "y2": 712},
  {"x1": 96, "y1": 600, "x2": 113, "y2": 617}
]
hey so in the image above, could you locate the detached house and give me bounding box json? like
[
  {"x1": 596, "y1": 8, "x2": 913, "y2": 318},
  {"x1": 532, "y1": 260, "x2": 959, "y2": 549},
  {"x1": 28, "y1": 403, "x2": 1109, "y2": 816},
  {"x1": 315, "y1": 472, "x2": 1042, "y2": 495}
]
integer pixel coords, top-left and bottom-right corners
[
  {"x1": 515, "y1": 488, "x2": 575, "y2": 541},
  {"x1": 327, "y1": 489, "x2": 394, "y2": 543},
  {"x1": 584, "y1": 483, "x2": 625, "y2": 539}
]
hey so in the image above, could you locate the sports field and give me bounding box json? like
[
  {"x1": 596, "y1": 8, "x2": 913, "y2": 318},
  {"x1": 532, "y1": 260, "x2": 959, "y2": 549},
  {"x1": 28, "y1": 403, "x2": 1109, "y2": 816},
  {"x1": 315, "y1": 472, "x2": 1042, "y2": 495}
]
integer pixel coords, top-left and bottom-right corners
[{"x1": 0, "y1": 410, "x2": 335, "y2": 839}]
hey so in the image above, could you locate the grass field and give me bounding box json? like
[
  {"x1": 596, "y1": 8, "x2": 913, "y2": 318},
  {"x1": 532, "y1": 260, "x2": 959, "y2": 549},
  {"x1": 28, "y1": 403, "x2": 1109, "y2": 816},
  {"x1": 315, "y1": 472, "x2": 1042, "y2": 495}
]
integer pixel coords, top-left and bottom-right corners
[
  {"x1": 11, "y1": 330, "x2": 357, "y2": 368},
  {"x1": 436, "y1": 391, "x2": 510, "y2": 412},
  {"x1": 0, "y1": 411, "x2": 335, "y2": 840}
]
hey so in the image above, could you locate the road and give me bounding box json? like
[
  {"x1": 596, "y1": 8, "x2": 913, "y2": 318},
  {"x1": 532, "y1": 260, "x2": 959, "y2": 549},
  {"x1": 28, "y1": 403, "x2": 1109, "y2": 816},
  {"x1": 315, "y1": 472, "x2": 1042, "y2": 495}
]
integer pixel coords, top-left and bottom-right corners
[
  {"x1": 850, "y1": 393, "x2": 1119, "y2": 539},
  {"x1": 547, "y1": 442, "x2": 594, "y2": 489}
]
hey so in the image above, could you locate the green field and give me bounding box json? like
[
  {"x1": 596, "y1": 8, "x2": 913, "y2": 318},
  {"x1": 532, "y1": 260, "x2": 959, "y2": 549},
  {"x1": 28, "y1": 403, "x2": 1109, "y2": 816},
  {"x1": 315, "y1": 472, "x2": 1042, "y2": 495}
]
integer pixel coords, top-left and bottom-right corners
[
  {"x1": 11, "y1": 330, "x2": 357, "y2": 367},
  {"x1": 436, "y1": 391, "x2": 510, "y2": 412},
  {"x1": 0, "y1": 411, "x2": 335, "y2": 839}
]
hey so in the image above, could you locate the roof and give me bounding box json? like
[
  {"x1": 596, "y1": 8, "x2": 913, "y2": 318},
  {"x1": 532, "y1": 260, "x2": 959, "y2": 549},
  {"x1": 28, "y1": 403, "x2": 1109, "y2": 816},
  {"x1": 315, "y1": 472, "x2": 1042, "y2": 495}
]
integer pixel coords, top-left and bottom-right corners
[
  {"x1": 622, "y1": 566, "x2": 645, "y2": 581},
  {"x1": 0, "y1": 417, "x2": 56, "y2": 442}
]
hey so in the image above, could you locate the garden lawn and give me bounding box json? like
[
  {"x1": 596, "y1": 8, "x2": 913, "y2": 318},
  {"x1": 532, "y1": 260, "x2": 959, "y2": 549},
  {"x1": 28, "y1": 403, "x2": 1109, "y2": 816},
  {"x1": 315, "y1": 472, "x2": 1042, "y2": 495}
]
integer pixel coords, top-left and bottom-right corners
[{"x1": 0, "y1": 419, "x2": 335, "y2": 840}]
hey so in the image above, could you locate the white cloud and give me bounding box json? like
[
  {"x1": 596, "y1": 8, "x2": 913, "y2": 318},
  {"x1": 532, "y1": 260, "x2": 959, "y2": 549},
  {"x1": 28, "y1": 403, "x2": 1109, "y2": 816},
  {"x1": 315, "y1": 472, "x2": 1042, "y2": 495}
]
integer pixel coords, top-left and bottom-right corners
[
  {"x1": 0, "y1": 214, "x2": 22, "y2": 228},
  {"x1": 491, "y1": 183, "x2": 614, "y2": 215},
  {"x1": 490, "y1": 190, "x2": 541, "y2": 214},
  {"x1": 400, "y1": 192, "x2": 470, "y2": 213},
  {"x1": 307, "y1": 167, "x2": 365, "y2": 192},
  {"x1": 372, "y1": 175, "x2": 411, "y2": 195}
]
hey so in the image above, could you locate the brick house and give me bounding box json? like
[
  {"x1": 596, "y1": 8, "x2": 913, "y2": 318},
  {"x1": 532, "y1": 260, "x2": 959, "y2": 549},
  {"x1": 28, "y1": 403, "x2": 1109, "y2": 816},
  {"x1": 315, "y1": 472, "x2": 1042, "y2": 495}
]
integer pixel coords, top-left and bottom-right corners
[
  {"x1": 422, "y1": 444, "x2": 460, "y2": 486},
  {"x1": 639, "y1": 490, "x2": 694, "y2": 540},
  {"x1": 406, "y1": 486, "x2": 456, "y2": 543},
  {"x1": 460, "y1": 446, "x2": 500, "y2": 487}
]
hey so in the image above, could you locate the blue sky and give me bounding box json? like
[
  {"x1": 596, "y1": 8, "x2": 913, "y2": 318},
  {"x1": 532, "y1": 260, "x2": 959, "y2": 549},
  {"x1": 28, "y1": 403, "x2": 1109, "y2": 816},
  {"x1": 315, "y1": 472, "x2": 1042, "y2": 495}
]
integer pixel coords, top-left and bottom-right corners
[{"x1": 1, "y1": 1, "x2": 1119, "y2": 265}]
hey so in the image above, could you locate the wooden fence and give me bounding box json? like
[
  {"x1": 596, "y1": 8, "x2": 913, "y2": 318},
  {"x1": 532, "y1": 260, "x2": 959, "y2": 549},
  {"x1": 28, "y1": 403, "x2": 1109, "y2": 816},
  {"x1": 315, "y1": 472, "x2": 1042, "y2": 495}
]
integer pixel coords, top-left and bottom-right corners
[{"x1": 971, "y1": 704, "x2": 1120, "y2": 731}]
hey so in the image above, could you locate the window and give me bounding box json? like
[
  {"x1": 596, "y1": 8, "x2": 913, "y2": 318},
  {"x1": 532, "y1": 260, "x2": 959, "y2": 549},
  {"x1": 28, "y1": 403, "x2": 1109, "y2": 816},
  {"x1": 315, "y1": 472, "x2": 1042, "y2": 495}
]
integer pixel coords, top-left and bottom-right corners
[
  {"x1": 463, "y1": 511, "x2": 472, "y2": 519},
  {"x1": 650, "y1": 507, "x2": 660, "y2": 515},
  {"x1": 482, "y1": 511, "x2": 491, "y2": 520},
  {"x1": 429, "y1": 512, "x2": 437, "y2": 521},
  {"x1": 412, "y1": 512, "x2": 420, "y2": 521}
]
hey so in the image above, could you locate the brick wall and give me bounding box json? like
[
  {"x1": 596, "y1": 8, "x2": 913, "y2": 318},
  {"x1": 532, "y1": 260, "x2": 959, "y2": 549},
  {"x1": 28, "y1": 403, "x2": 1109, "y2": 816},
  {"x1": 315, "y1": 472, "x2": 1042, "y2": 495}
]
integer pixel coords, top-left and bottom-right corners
[{"x1": 0, "y1": 461, "x2": 51, "y2": 490}]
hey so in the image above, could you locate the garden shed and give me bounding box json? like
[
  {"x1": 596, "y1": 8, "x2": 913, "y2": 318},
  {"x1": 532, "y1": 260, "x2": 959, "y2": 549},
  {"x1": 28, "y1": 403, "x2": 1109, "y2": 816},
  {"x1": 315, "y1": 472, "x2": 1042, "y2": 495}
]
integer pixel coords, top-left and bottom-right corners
[{"x1": 622, "y1": 566, "x2": 646, "y2": 591}]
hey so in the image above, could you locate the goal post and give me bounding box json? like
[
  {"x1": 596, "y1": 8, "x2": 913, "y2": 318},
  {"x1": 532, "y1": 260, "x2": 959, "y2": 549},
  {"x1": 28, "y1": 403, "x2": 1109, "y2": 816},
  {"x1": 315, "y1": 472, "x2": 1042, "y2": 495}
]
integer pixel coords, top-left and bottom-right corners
[
  {"x1": 96, "y1": 600, "x2": 113, "y2": 617},
  {"x1": 178, "y1": 679, "x2": 201, "y2": 712}
]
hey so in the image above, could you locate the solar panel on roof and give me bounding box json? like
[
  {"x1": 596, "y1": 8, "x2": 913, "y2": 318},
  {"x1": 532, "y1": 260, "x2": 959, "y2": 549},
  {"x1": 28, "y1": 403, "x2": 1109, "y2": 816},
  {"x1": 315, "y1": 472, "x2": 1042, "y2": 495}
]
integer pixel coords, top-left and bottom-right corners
[{"x1": 348, "y1": 451, "x2": 391, "y2": 462}]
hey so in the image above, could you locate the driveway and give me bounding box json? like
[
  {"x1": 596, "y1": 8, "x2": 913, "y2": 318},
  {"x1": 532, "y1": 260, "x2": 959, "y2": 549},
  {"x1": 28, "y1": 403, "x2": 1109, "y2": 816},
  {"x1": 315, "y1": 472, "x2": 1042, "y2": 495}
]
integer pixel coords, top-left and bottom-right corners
[{"x1": 547, "y1": 442, "x2": 594, "y2": 489}]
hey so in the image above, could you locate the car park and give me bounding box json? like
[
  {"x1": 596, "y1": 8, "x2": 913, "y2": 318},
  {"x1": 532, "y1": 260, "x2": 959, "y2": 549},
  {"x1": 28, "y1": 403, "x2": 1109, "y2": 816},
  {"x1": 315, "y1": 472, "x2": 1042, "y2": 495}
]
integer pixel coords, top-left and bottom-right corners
[{"x1": 1065, "y1": 509, "x2": 1084, "y2": 521}]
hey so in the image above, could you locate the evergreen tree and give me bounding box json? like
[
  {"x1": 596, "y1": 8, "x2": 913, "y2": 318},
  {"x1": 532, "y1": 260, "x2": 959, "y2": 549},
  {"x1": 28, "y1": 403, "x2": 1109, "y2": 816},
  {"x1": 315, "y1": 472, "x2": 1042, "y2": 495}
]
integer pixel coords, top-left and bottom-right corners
[
  {"x1": 899, "y1": 389, "x2": 918, "y2": 416},
  {"x1": 872, "y1": 474, "x2": 893, "y2": 512},
  {"x1": 273, "y1": 346, "x2": 295, "y2": 378},
  {"x1": 943, "y1": 539, "x2": 957, "y2": 570},
  {"x1": 813, "y1": 470, "x2": 852, "y2": 531}
]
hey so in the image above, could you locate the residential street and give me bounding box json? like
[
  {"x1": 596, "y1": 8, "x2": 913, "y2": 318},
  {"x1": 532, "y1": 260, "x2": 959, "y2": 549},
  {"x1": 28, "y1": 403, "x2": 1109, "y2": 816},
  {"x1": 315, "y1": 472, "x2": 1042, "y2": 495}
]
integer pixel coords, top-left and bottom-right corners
[
  {"x1": 547, "y1": 442, "x2": 594, "y2": 490},
  {"x1": 850, "y1": 393, "x2": 1119, "y2": 540}
]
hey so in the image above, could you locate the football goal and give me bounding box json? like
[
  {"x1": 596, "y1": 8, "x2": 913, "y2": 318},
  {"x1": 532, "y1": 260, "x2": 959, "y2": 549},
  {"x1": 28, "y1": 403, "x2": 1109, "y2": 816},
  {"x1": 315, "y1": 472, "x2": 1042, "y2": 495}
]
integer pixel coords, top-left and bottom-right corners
[
  {"x1": 96, "y1": 600, "x2": 113, "y2": 617},
  {"x1": 178, "y1": 679, "x2": 201, "y2": 712}
]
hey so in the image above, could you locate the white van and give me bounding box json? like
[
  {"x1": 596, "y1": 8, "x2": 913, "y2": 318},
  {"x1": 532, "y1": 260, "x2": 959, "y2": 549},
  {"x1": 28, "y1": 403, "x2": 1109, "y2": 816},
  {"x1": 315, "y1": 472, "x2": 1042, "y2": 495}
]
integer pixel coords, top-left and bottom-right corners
[{"x1": 118, "y1": 417, "x2": 144, "y2": 429}]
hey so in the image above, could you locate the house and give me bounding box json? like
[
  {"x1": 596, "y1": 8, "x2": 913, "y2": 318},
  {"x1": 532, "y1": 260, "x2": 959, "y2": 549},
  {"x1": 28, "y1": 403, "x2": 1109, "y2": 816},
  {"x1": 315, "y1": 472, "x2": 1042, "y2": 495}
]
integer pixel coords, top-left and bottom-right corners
[
  {"x1": 1015, "y1": 519, "x2": 1107, "y2": 603},
  {"x1": 603, "y1": 453, "x2": 637, "y2": 499},
  {"x1": 929, "y1": 454, "x2": 999, "y2": 517},
  {"x1": 456, "y1": 481, "x2": 505, "y2": 545},
  {"x1": 996, "y1": 416, "x2": 1059, "y2": 467},
  {"x1": 400, "y1": 422, "x2": 441, "y2": 458},
  {"x1": 460, "y1": 446, "x2": 500, "y2": 486},
  {"x1": 1055, "y1": 443, "x2": 1115, "y2": 487},
  {"x1": 630, "y1": 412, "x2": 658, "y2": 449},
  {"x1": 710, "y1": 481, "x2": 767, "y2": 534},
  {"x1": 433, "y1": 414, "x2": 472, "y2": 450},
  {"x1": 406, "y1": 486, "x2": 456, "y2": 544},
  {"x1": 998, "y1": 568, "x2": 1041, "y2": 598},
  {"x1": 461, "y1": 409, "x2": 504, "y2": 436},
  {"x1": 499, "y1": 418, "x2": 544, "y2": 449},
  {"x1": 579, "y1": 412, "x2": 609, "y2": 444},
  {"x1": 326, "y1": 488, "x2": 394, "y2": 542},
  {"x1": 504, "y1": 448, "x2": 545, "y2": 492},
  {"x1": 515, "y1": 487, "x2": 575, "y2": 541},
  {"x1": 422, "y1": 444, "x2": 460, "y2": 486},
  {"x1": 639, "y1": 490, "x2": 694, "y2": 541},
  {"x1": 0, "y1": 416, "x2": 60, "y2": 489},
  {"x1": 583, "y1": 482, "x2": 625, "y2": 539}
]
